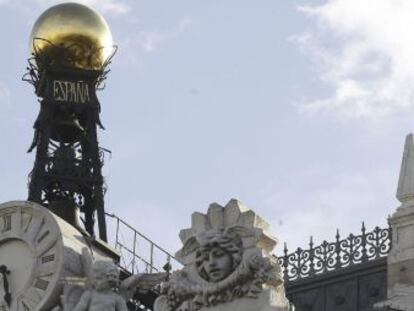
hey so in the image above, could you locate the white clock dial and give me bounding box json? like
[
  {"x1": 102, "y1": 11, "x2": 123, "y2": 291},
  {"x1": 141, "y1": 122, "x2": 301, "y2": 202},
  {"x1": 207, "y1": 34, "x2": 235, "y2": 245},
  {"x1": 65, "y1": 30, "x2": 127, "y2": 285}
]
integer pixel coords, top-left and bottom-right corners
[
  {"x1": 0, "y1": 239, "x2": 33, "y2": 296},
  {"x1": 0, "y1": 200, "x2": 120, "y2": 311},
  {"x1": 0, "y1": 201, "x2": 61, "y2": 311}
]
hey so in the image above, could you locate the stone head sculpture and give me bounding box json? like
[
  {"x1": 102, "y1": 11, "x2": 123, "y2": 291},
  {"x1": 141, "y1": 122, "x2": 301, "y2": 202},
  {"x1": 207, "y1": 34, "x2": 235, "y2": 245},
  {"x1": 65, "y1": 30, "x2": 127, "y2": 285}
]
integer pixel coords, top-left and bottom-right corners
[
  {"x1": 154, "y1": 199, "x2": 289, "y2": 311},
  {"x1": 195, "y1": 230, "x2": 243, "y2": 282}
]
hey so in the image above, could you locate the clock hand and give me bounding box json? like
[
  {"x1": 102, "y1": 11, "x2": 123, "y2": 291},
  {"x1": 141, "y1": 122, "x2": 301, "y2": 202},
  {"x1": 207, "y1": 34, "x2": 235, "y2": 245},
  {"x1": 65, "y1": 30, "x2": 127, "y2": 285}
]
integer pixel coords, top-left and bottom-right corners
[{"x1": 0, "y1": 265, "x2": 11, "y2": 307}]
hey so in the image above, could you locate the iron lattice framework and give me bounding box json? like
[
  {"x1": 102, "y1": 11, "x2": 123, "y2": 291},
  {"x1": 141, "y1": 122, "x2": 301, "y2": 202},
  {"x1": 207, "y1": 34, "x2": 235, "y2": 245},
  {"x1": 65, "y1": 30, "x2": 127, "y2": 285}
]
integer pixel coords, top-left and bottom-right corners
[
  {"x1": 23, "y1": 38, "x2": 116, "y2": 241},
  {"x1": 278, "y1": 223, "x2": 392, "y2": 283}
]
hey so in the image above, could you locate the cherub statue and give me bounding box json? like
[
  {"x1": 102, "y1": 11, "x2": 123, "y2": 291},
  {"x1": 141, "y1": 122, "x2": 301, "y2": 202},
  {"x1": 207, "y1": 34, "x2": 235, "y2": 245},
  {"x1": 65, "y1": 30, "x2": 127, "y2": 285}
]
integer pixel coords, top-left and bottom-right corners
[
  {"x1": 73, "y1": 260, "x2": 127, "y2": 311},
  {"x1": 54, "y1": 248, "x2": 167, "y2": 311}
]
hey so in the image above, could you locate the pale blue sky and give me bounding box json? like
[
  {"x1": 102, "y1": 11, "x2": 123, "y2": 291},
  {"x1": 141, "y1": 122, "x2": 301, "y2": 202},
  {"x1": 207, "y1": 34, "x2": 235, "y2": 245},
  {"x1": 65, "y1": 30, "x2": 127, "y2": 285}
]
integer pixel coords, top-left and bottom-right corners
[{"x1": 0, "y1": 0, "x2": 412, "y2": 263}]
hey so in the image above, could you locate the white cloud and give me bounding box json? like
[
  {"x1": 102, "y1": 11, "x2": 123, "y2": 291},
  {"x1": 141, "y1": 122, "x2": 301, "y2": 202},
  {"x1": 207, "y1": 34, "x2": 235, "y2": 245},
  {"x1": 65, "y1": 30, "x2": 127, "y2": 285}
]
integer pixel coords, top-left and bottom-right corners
[
  {"x1": 0, "y1": 0, "x2": 130, "y2": 16},
  {"x1": 60, "y1": 0, "x2": 130, "y2": 15},
  {"x1": 119, "y1": 17, "x2": 194, "y2": 65},
  {"x1": 294, "y1": 0, "x2": 414, "y2": 119},
  {"x1": 261, "y1": 168, "x2": 396, "y2": 252},
  {"x1": 86, "y1": 0, "x2": 130, "y2": 15}
]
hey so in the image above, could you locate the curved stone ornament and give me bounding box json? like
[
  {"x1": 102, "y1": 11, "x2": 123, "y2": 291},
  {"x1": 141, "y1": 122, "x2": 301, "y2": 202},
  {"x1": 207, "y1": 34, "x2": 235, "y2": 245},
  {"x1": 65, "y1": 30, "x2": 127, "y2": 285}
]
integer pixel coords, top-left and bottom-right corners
[{"x1": 155, "y1": 199, "x2": 290, "y2": 311}]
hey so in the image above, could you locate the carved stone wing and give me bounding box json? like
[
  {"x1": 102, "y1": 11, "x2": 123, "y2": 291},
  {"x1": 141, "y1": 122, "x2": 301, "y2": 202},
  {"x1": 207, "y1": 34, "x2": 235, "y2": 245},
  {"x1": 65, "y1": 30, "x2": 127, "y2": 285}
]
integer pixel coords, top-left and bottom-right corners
[
  {"x1": 62, "y1": 285, "x2": 85, "y2": 311},
  {"x1": 80, "y1": 247, "x2": 94, "y2": 288},
  {"x1": 120, "y1": 272, "x2": 167, "y2": 301}
]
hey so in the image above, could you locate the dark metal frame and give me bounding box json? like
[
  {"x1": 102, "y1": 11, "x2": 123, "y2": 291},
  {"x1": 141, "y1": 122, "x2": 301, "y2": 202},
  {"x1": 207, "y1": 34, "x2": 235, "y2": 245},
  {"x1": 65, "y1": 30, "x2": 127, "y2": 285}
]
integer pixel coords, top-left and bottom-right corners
[
  {"x1": 23, "y1": 39, "x2": 116, "y2": 241},
  {"x1": 285, "y1": 258, "x2": 388, "y2": 311},
  {"x1": 278, "y1": 224, "x2": 392, "y2": 311},
  {"x1": 278, "y1": 223, "x2": 391, "y2": 283}
]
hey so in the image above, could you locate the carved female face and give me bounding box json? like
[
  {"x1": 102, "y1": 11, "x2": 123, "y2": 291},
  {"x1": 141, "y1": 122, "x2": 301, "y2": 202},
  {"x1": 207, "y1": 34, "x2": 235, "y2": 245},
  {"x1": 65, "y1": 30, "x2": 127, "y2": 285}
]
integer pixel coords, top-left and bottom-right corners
[
  {"x1": 195, "y1": 230, "x2": 243, "y2": 282},
  {"x1": 201, "y1": 246, "x2": 233, "y2": 282}
]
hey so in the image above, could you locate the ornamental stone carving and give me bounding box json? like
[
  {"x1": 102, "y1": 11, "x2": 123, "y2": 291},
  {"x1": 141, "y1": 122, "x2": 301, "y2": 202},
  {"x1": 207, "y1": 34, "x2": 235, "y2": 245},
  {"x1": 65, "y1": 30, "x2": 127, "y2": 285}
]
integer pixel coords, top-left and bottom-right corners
[
  {"x1": 53, "y1": 248, "x2": 166, "y2": 311},
  {"x1": 154, "y1": 199, "x2": 291, "y2": 311}
]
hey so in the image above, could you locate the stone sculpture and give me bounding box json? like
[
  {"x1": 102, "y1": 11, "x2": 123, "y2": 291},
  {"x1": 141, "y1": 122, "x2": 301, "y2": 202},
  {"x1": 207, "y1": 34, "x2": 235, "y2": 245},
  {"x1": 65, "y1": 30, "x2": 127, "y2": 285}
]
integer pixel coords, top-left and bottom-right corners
[
  {"x1": 73, "y1": 260, "x2": 128, "y2": 311},
  {"x1": 154, "y1": 199, "x2": 290, "y2": 311},
  {"x1": 53, "y1": 248, "x2": 166, "y2": 311}
]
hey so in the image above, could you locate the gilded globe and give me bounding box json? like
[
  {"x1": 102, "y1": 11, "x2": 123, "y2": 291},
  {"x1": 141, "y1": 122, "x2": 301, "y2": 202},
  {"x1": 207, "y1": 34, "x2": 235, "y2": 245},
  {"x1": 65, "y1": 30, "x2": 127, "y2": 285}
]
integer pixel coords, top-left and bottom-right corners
[{"x1": 29, "y1": 2, "x2": 114, "y2": 70}]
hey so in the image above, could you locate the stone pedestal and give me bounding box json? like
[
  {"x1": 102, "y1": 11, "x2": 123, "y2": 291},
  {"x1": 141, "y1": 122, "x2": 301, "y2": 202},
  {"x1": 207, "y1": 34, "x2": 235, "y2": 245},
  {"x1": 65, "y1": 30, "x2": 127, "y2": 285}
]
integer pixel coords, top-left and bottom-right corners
[
  {"x1": 388, "y1": 207, "x2": 414, "y2": 289},
  {"x1": 375, "y1": 208, "x2": 414, "y2": 310},
  {"x1": 375, "y1": 134, "x2": 414, "y2": 310}
]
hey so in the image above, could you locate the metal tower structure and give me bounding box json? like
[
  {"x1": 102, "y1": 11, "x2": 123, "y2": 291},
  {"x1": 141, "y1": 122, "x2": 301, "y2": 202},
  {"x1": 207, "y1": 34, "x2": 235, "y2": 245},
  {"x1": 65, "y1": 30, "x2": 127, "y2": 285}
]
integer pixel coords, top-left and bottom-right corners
[{"x1": 24, "y1": 37, "x2": 116, "y2": 241}]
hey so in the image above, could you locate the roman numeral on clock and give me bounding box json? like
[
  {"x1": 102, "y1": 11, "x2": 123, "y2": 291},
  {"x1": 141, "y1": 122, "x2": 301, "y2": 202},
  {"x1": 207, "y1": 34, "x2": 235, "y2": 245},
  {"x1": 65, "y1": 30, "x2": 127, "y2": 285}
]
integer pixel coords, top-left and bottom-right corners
[
  {"x1": 18, "y1": 296, "x2": 38, "y2": 311},
  {"x1": 41, "y1": 254, "x2": 55, "y2": 264},
  {"x1": 1, "y1": 214, "x2": 12, "y2": 232},
  {"x1": 17, "y1": 289, "x2": 42, "y2": 311},
  {"x1": 25, "y1": 216, "x2": 44, "y2": 243},
  {"x1": 34, "y1": 278, "x2": 49, "y2": 291},
  {"x1": 37, "y1": 230, "x2": 50, "y2": 244},
  {"x1": 21, "y1": 301, "x2": 30, "y2": 311}
]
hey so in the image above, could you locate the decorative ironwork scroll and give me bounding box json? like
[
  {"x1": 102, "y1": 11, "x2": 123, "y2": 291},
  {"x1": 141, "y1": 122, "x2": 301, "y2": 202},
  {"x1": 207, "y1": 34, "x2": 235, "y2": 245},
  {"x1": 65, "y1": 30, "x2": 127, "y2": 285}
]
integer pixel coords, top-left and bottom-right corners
[
  {"x1": 278, "y1": 223, "x2": 392, "y2": 283},
  {"x1": 23, "y1": 38, "x2": 116, "y2": 91}
]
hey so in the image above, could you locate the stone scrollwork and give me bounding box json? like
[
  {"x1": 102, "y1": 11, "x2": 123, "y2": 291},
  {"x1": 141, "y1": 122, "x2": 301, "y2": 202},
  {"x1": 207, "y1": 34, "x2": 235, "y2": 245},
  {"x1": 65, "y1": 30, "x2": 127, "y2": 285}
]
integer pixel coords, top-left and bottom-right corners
[{"x1": 154, "y1": 199, "x2": 290, "y2": 311}]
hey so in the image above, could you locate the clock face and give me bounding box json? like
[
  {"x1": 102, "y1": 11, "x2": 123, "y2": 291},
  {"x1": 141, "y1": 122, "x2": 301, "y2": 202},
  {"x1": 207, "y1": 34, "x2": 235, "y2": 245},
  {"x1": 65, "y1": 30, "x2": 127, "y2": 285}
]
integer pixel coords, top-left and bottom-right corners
[{"x1": 0, "y1": 201, "x2": 62, "y2": 311}]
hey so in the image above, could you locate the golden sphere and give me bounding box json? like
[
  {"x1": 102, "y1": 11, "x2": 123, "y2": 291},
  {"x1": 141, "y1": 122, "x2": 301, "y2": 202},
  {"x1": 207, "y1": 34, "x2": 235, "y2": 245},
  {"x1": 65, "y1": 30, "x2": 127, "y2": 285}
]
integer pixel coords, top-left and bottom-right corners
[{"x1": 29, "y1": 2, "x2": 113, "y2": 70}]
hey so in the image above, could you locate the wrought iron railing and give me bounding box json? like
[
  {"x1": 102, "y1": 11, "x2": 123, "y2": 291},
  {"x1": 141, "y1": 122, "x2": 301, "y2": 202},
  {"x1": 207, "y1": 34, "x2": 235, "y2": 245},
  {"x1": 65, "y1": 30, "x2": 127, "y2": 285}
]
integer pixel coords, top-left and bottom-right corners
[
  {"x1": 105, "y1": 212, "x2": 392, "y2": 287},
  {"x1": 277, "y1": 223, "x2": 392, "y2": 283},
  {"x1": 105, "y1": 212, "x2": 181, "y2": 275}
]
